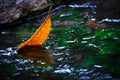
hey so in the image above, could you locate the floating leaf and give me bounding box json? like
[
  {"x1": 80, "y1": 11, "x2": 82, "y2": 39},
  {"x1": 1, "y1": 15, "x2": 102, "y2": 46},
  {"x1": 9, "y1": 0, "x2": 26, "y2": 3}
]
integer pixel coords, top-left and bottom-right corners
[
  {"x1": 18, "y1": 8, "x2": 51, "y2": 50},
  {"x1": 17, "y1": 7, "x2": 53, "y2": 65}
]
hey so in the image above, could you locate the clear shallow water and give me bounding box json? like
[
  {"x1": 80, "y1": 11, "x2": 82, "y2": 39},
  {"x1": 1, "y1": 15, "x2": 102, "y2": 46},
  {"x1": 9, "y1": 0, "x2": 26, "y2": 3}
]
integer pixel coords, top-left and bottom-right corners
[
  {"x1": 0, "y1": 2, "x2": 120, "y2": 80},
  {"x1": 0, "y1": 46, "x2": 117, "y2": 80},
  {"x1": 0, "y1": 24, "x2": 120, "y2": 80}
]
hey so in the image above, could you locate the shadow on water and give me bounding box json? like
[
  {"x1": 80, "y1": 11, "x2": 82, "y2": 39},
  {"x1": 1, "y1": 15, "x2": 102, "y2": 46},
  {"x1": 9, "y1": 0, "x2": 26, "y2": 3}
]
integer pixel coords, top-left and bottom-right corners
[{"x1": 0, "y1": 1, "x2": 120, "y2": 80}]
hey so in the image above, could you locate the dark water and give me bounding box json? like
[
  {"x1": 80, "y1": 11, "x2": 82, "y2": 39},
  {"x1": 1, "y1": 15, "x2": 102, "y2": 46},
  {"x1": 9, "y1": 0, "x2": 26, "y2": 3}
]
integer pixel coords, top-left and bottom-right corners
[{"x1": 0, "y1": 2, "x2": 120, "y2": 80}]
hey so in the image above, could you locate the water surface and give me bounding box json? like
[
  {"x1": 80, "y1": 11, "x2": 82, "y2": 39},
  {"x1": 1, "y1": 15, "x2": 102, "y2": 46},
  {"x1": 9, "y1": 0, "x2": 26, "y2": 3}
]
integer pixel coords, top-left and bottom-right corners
[{"x1": 0, "y1": 2, "x2": 120, "y2": 80}]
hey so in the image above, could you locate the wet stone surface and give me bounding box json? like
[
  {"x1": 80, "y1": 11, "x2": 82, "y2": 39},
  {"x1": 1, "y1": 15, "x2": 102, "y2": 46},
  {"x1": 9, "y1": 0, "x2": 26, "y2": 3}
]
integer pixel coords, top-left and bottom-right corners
[{"x1": 0, "y1": 0, "x2": 53, "y2": 24}]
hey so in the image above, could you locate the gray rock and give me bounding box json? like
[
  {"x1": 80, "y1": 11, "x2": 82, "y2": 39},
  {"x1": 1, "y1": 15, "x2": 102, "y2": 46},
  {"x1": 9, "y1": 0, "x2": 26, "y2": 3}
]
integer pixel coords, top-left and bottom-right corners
[{"x1": 0, "y1": 0, "x2": 53, "y2": 24}]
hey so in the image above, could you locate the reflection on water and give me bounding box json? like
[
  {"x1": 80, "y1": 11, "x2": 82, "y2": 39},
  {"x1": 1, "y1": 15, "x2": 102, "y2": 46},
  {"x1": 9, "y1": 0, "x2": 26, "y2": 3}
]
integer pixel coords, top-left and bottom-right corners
[
  {"x1": 18, "y1": 46, "x2": 54, "y2": 65},
  {"x1": 69, "y1": 2, "x2": 96, "y2": 9},
  {"x1": 0, "y1": 2, "x2": 120, "y2": 80},
  {"x1": 101, "y1": 18, "x2": 120, "y2": 22}
]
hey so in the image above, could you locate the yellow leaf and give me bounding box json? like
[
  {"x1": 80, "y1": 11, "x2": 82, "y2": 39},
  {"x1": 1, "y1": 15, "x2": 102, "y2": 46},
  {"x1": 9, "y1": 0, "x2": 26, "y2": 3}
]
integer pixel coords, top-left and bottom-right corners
[
  {"x1": 18, "y1": 8, "x2": 51, "y2": 50},
  {"x1": 17, "y1": 6, "x2": 54, "y2": 65}
]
